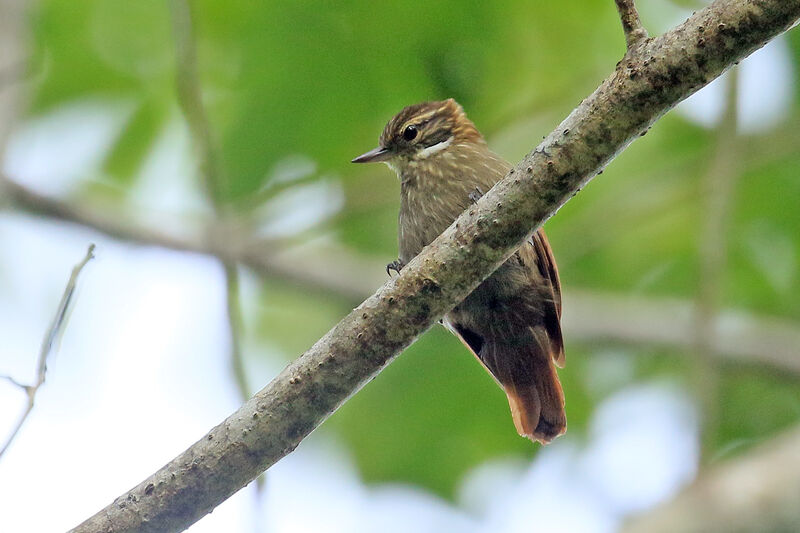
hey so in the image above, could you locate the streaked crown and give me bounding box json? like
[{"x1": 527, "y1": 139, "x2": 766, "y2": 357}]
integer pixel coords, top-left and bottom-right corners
[
  {"x1": 381, "y1": 99, "x2": 484, "y2": 157},
  {"x1": 352, "y1": 98, "x2": 486, "y2": 165}
]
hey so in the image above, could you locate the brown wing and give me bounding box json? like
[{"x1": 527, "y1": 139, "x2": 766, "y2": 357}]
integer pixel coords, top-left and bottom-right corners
[
  {"x1": 442, "y1": 317, "x2": 499, "y2": 384},
  {"x1": 521, "y1": 228, "x2": 565, "y2": 367},
  {"x1": 443, "y1": 225, "x2": 566, "y2": 443},
  {"x1": 445, "y1": 226, "x2": 564, "y2": 371},
  {"x1": 445, "y1": 309, "x2": 566, "y2": 444},
  {"x1": 530, "y1": 228, "x2": 562, "y2": 317}
]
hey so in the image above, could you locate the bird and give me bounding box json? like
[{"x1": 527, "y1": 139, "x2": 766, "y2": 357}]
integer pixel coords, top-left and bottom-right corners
[{"x1": 352, "y1": 98, "x2": 566, "y2": 444}]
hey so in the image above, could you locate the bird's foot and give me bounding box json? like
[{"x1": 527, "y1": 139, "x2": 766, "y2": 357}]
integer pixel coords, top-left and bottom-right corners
[
  {"x1": 468, "y1": 186, "x2": 484, "y2": 204},
  {"x1": 386, "y1": 259, "x2": 405, "y2": 276}
]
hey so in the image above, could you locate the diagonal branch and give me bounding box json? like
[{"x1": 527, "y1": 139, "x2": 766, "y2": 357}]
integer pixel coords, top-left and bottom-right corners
[
  {"x1": 615, "y1": 0, "x2": 648, "y2": 50},
  {"x1": 67, "y1": 2, "x2": 800, "y2": 531}
]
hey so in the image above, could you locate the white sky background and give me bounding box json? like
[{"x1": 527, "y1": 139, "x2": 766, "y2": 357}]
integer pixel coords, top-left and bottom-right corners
[{"x1": 0, "y1": 15, "x2": 795, "y2": 531}]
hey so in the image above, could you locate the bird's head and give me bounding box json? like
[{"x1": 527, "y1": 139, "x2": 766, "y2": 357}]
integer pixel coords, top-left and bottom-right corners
[{"x1": 352, "y1": 99, "x2": 484, "y2": 168}]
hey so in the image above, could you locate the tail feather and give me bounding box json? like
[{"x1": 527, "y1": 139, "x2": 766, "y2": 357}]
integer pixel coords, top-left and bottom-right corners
[
  {"x1": 446, "y1": 318, "x2": 567, "y2": 444},
  {"x1": 504, "y1": 355, "x2": 566, "y2": 444}
]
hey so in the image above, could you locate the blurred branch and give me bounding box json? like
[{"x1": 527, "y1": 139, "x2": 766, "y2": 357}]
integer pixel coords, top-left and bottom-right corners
[
  {"x1": 169, "y1": 0, "x2": 225, "y2": 208},
  {"x1": 0, "y1": 176, "x2": 222, "y2": 254},
  {"x1": 614, "y1": 0, "x2": 648, "y2": 50},
  {"x1": 0, "y1": 0, "x2": 28, "y2": 152},
  {"x1": 0, "y1": 60, "x2": 25, "y2": 91},
  {"x1": 0, "y1": 244, "x2": 95, "y2": 460},
  {"x1": 622, "y1": 425, "x2": 800, "y2": 533},
  {"x1": 4, "y1": 176, "x2": 800, "y2": 375},
  {"x1": 224, "y1": 263, "x2": 251, "y2": 401},
  {"x1": 0, "y1": 172, "x2": 365, "y2": 296},
  {"x1": 564, "y1": 290, "x2": 800, "y2": 374},
  {"x1": 169, "y1": 0, "x2": 252, "y2": 403},
  {"x1": 67, "y1": 3, "x2": 800, "y2": 531},
  {"x1": 693, "y1": 71, "x2": 740, "y2": 458}
]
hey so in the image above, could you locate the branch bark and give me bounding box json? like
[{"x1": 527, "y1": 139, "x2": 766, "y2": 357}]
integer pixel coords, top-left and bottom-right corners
[
  {"x1": 615, "y1": 0, "x2": 648, "y2": 50},
  {"x1": 622, "y1": 425, "x2": 800, "y2": 533},
  {"x1": 59, "y1": 2, "x2": 800, "y2": 530}
]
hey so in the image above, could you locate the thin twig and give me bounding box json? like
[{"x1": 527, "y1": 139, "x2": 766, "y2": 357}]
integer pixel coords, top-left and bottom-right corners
[
  {"x1": 0, "y1": 244, "x2": 95, "y2": 460},
  {"x1": 225, "y1": 262, "x2": 250, "y2": 401},
  {"x1": 615, "y1": 0, "x2": 648, "y2": 50},
  {"x1": 169, "y1": 0, "x2": 251, "y2": 405},
  {"x1": 169, "y1": 0, "x2": 224, "y2": 208}
]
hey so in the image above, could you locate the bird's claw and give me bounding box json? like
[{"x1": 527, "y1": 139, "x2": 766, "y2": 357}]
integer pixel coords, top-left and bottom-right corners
[
  {"x1": 468, "y1": 186, "x2": 484, "y2": 204},
  {"x1": 386, "y1": 259, "x2": 405, "y2": 276}
]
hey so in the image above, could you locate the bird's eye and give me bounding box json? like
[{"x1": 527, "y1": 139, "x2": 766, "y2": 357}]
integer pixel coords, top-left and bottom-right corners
[{"x1": 403, "y1": 125, "x2": 418, "y2": 141}]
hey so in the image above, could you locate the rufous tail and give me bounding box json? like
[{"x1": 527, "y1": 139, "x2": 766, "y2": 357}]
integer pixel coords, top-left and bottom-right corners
[{"x1": 504, "y1": 355, "x2": 566, "y2": 444}]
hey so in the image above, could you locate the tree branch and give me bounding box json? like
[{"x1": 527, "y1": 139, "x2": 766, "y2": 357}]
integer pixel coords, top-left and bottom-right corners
[
  {"x1": 0, "y1": 244, "x2": 95, "y2": 459},
  {"x1": 615, "y1": 0, "x2": 648, "y2": 50},
  {"x1": 622, "y1": 425, "x2": 800, "y2": 533},
  {"x1": 62, "y1": 2, "x2": 800, "y2": 529}
]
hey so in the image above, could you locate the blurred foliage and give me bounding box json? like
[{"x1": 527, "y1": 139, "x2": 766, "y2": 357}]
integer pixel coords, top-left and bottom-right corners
[{"x1": 20, "y1": 0, "x2": 800, "y2": 499}]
